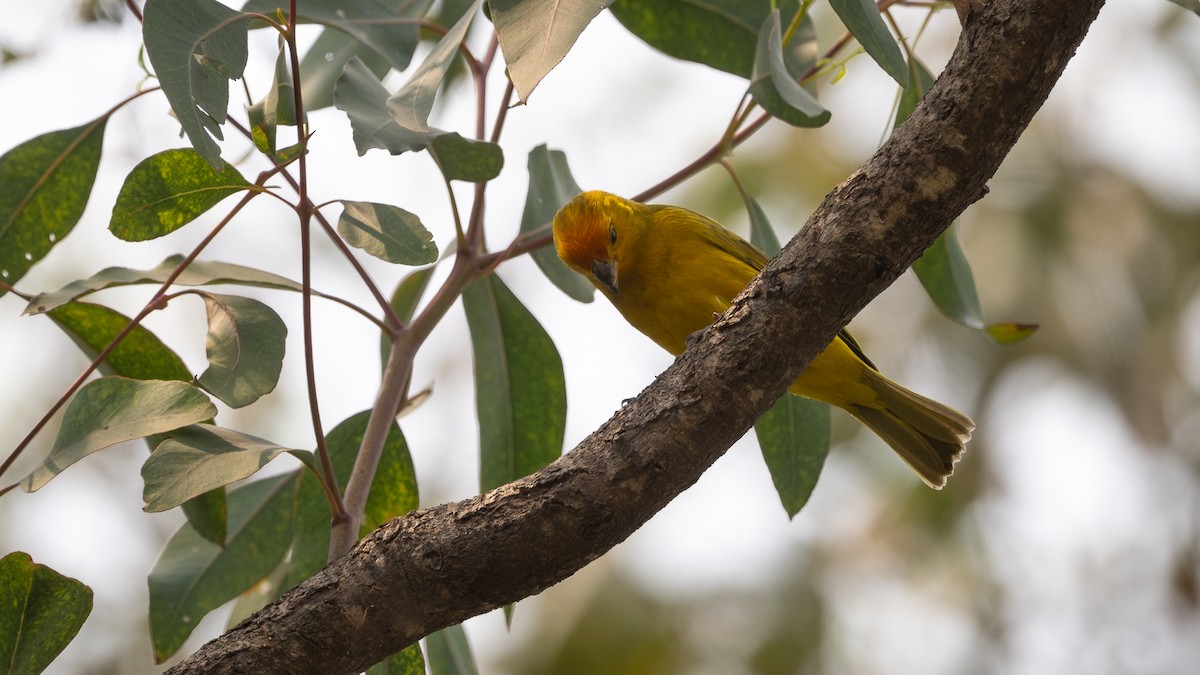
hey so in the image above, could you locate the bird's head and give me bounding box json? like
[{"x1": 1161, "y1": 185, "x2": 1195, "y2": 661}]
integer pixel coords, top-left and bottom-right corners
[{"x1": 552, "y1": 190, "x2": 637, "y2": 297}]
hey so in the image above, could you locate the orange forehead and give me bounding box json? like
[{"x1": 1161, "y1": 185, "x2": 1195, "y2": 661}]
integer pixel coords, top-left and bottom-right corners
[{"x1": 553, "y1": 192, "x2": 615, "y2": 272}]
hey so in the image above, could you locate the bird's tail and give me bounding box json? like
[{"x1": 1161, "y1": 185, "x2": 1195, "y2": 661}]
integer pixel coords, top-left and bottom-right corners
[{"x1": 847, "y1": 370, "x2": 975, "y2": 489}]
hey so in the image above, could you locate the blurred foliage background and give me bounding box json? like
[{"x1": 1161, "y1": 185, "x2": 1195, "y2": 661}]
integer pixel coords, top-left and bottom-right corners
[{"x1": 1, "y1": 1, "x2": 1198, "y2": 674}]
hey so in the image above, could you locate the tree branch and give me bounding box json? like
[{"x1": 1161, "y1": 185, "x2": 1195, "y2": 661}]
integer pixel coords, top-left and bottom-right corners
[{"x1": 167, "y1": 0, "x2": 1106, "y2": 672}]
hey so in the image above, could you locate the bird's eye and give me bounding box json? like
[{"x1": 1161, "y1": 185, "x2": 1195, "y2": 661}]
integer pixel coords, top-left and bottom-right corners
[{"x1": 608, "y1": 223, "x2": 617, "y2": 245}]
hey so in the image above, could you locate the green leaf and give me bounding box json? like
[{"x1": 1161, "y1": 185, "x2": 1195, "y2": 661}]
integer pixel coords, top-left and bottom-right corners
[
  {"x1": 1167, "y1": 0, "x2": 1200, "y2": 14},
  {"x1": 225, "y1": 558, "x2": 290, "y2": 629},
  {"x1": 25, "y1": 255, "x2": 335, "y2": 314},
  {"x1": 912, "y1": 225, "x2": 1037, "y2": 344},
  {"x1": 426, "y1": 623, "x2": 479, "y2": 675},
  {"x1": 429, "y1": 133, "x2": 504, "y2": 183},
  {"x1": 828, "y1": 0, "x2": 907, "y2": 87},
  {"x1": 143, "y1": 0, "x2": 251, "y2": 169},
  {"x1": 489, "y1": 0, "x2": 610, "y2": 101},
  {"x1": 46, "y1": 301, "x2": 192, "y2": 381},
  {"x1": 0, "y1": 552, "x2": 93, "y2": 675},
  {"x1": 754, "y1": 395, "x2": 830, "y2": 517},
  {"x1": 367, "y1": 643, "x2": 426, "y2": 675},
  {"x1": 610, "y1": 0, "x2": 817, "y2": 80},
  {"x1": 247, "y1": 45, "x2": 300, "y2": 156},
  {"x1": 462, "y1": 274, "x2": 566, "y2": 493},
  {"x1": 286, "y1": 411, "x2": 418, "y2": 591},
  {"x1": 520, "y1": 145, "x2": 591, "y2": 302},
  {"x1": 195, "y1": 292, "x2": 287, "y2": 408},
  {"x1": 337, "y1": 201, "x2": 438, "y2": 265},
  {"x1": 181, "y1": 488, "x2": 229, "y2": 548},
  {"x1": 893, "y1": 56, "x2": 936, "y2": 129},
  {"x1": 736, "y1": 184, "x2": 831, "y2": 517},
  {"x1": 0, "y1": 118, "x2": 107, "y2": 298},
  {"x1": 142, "y1": 424, "x2": 304, "y2": 512},
  {"x1": 381, "y1": 266, "x2": 436, "y2": 369},
  {"x1": 148, "y1": 472, "x2": 297, "y2": 663},
  {"x1": 387, "y1": 0, "x2": 481, "y2": 132},
  {"x1": 336, "y1": 57, "x2": 433, "y2": 154},
  {"x1": 20, "y1": 377, "x2": 217, "y2": 492},
  {"x1": 749, "y1": 11, "x2": 830, "y2": 128},
  {"x1": 110, "y1": 148, "x2": 253, "y2": 241}
]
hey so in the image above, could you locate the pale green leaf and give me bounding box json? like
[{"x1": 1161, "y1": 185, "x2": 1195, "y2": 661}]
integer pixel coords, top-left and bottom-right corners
[
  {"x1": 337, "y1": 201, "x2": 438, "y2": 264},
  {"x1": 142, "y1": 424, "x2": 304, "y2": 512},
  {"x1": 489, "y1": 0, "x2": 611, "y2": 101},
  {"x1": 143, "y1": 0, "x2": 251, "y2": 168},
  {"x1": 749, "y1": 11, "x2": 830, "y2": 128},
  {"x1": 387, "y1": 0, "x2": 481, "y2": 132},
  {"x1": 427, "y1": 623, "x2": 479, "y2": 675},
  {"x1": 828, "y1": 0, "x2": 907, "y2": 87},
  {"x1": 21, "y1": 378, "x2": 216, "y2": 492},
  {"x1": 196, "y1": 292, "x2": 287, "y2": 408}
]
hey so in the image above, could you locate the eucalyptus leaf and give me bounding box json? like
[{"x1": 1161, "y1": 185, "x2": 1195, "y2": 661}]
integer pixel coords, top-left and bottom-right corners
[
  {"x1": 749, "y1": 11, "x2": 830, "y2": 128},
  {"x1": 462, "y1": 274, "x2": 566, "y2": 493},
  {"x1": 380, "y1": 266, "x2": 436, "y2": 369},
  {"x1": 0, "y1": 553, "x2": 93, "y2": 675},
  {"x1": 894, "y1": 56, "x2": 936, "y2": 129},
  {"x1": 148, "y1": 472, "x2": 297, "y2": 662},
  {"x1": 489, "y1": 0, "x2": 611, "y2": 101},
  {"x1": 426, "y1": 623, "x2": 480, "y2": 675},
  {"x1": 46, "y1": 301, "x2": 192, "y2": 381},
  {"x1": 0, "y1": 118, "x2": 107, "y2": 298},
  {"x1": 610, "y1": 0, "x2": 817, "y2": 80},
  {"x1": 739, "y1": 185, "x2": 831, "y2": 517},
  {"x1": 828, "y1": 0, "x2": 908, "y2": 87},
  {"x1": 429, "y1": 133, "x2": 504, "y2": 183},
  {"x1": 520, "y1": 145, "x2": 592, "y2": 302},
  {"x1": 21, "y1": 378, "x2": 217, "y2": 492},
  {"x1": 143, "y1": 0, "x2": 252, "y2": 168},
  {"x1": 142, "y1": 424, "x2": 304, "y2": 512},
  {"x1": 109, "y1": 148, "x2": 253, "y2": 241},
  {"x1": 387, "y1": 0, "x2": 481, "y2": 132},
  {"x1": 247, "y1": 45, "x2": 299, "y2": 155},
  {"x1": 338, "y1": 200, "x2": 438, "y2": 264},
  {"x1": 26, "y1": 255, "x2": 338, "y2": 315},
  {"x1": 367, "y1": 643, "x2": 426, "y2": 675},
  {"x1": 196, "y1": 292, "x2": 287, "y2": 408}
]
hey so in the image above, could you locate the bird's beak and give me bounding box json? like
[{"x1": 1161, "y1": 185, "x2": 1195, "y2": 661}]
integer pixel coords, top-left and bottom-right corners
[{"x1": 592, "y1": 258, "x2": 618, "y2": 295}]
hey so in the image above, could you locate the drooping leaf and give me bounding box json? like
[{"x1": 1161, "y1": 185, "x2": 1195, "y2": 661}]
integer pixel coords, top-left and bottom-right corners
[
  {"x1": 520, "y1": 145, "x2": 591, "y2": 302},
  {"x1": 286, "y1": 410, "x2": 418, "y2": 591},
  {"x1": 25, "y1": 255, "x2": 340, "y2": 315},
  {"x1": 912, "y1": 224, "x2": 1038, "y2": 344},
  {"x1": 181, "y1": 487, "x2": 229, "y2": 548},
  {"x1": 247, "y1": 45, "x2": 300, "y2": 156},
  {"x1": 46, "y1": 301, "x2": 192, "y2": 381},
  {"x1": 142, "y1": 424, "x2": 304, "y2": 512},
  {"x1": 0, "y1": 552, "x2": 93, "y2": 675},
  {"x1": 335, "y1": 56, "x2": 469, "y2": 158},
  {"x1": 755, "y1": 396, "x2": 830, "y2": 517},
  {"x1": 0, "y1": 118, "x2": 107, "y2": 298},
  {"x1": 20, "y1": 378, "x2": 217, "y2": 492},
  {"x1": 893, "y1": 56, "x2": 936, "y2": 129},
  {"x1": 610, "y1": 0, "x2": 817, "y2": 80},
  {"x1": 749, "y1": 11, "x2": 830, "y2": 128},
  {"x1": 194, "y1": 292, "x2": 287, "y2": 408},
  {"x1": 367, "y1": 643, "x2": 427, "y2": 675},
  {"x1": 828, "y1": 0, "x2": 907, "y2": 87},
  {"x1": 225, "y1": 558, "x2": 290, "y2": 629},
  {"x1": 462, "y1": 274, "x2": 566, "y2": 492},
  {"x1": 337, "y1": 201, "x2": 438, "y2": 265},
  {"x1": 426, "y1": 623, "x2": 480, "y2": 675},
  {"x1": 489, "y1": 0, "x2": 611, "y2": 101},
  {"x1": 143, "y1": 0, "x2": 252, "y2": 169},
  {"x1": 387, "y1": 0, "x2": 481, "y2": 132},
  {"x1": 109, "y1": 148, "x2": 253, "y2": 241},
  {"x1": 738, "y1": 184, "x2": 831, "y2": 517},
  {"x1": 148, "y1": 472, "x2": 297, "y2": 663},
  {"x1": 380, "y1": 266, "x2": 436, "y2": 369},
  {"x1": 429, "y1": 133, "x2": 504, "y2": 182}
]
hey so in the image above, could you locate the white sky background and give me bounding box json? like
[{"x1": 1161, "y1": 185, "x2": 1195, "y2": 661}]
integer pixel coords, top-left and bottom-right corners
[{"x1": 1, "y1": 1, "x2": 1199, "y2": 673}]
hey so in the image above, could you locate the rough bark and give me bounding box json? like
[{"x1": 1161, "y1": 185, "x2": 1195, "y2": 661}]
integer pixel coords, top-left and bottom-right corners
[{"x1": 168, "y1": 0, "x2": 1107, "y2": 672}]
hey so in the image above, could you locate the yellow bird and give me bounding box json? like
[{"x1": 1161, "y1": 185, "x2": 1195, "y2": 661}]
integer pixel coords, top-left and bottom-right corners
[{"x1": 553, "y1": 190, "x2": 974, "y2": 488}]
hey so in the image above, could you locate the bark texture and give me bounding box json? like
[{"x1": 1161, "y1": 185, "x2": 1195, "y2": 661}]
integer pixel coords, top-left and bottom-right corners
[{"x1": 168, "y1": 0, "x2": 1107, "y2": 672}]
